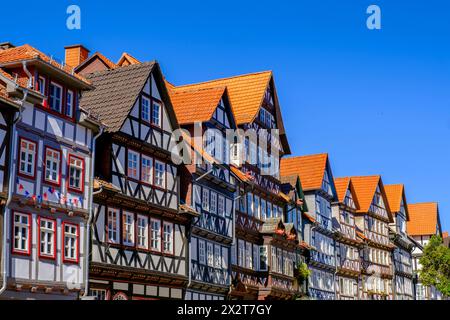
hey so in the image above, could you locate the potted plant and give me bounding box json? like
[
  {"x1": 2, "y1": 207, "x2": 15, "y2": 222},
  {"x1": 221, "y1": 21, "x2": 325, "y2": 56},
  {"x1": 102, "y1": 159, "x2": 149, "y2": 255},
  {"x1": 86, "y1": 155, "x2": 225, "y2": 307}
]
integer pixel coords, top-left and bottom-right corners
[{"x1": 295, "y1": 262, "x2": 311, "y2": 285}]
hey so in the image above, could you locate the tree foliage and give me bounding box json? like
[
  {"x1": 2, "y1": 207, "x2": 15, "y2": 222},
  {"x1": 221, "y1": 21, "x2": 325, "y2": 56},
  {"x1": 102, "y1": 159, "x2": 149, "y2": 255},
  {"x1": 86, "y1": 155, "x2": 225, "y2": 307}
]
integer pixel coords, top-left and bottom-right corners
[{"x1": 419, "y1": 235, "x2": 450, "y2": 297}]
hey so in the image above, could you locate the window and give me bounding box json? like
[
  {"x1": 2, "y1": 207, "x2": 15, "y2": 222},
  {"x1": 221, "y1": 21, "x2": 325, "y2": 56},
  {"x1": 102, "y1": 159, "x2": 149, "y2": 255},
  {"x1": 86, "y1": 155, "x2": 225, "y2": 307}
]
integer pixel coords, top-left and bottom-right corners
[
  {"x1": 202, "y1": 188, "x2": 209, "y2": 211},
  {"x1": 39, "y1": 217, "x2": 56, "y2": 259},
  {"x1": 210, "y1": 192, "x2": 217, "y2": 214},
  {"x1": 66, "y1": 90, "x2": 74, "y2": 117},
  {"x1": 12, "y1": 212, "x2": 30, "y2": 254},
  {"x1": 261, "y1": 200, "x2": 267, "y2": 220},
  {"x1": 246, "y1": 242, "x2": 252, "y2": 269},
  {"x1": 44, "y1": 147, "x2": 61, "y2": 185},
  {"x1": 247, "y1": 193, "x2": 253, "y2": 216},
  {"x1": 38, "y1": 76, "x2": 46, "y2": 95},
  {"x1": 89, "y1": 289, "x2": 107, "y2": 300},
  {"x1": 150, "y1": 219, "x2": 161, "y2": 251},
  {"x1": 152, "y1": 101, "x2": 161, "y2": 127},
  {"x1": 107, "y1": 208, "x2": 120, "y2": 244},
  {"x1": 141, "y1": 155, "x2": 153, "y2": 184},
  {"x1": 218, "y1": 196, "x2": 225, "y2": 217},
  {"x1": 63, "y1": 223, "x2": 78, "y2": 263},
  {"x1": 68, "y1": 155, "x2": 84, "y2": 192},
  {"x1": 214, "y1": 245, "x2": 221, "y2": 268},
  {"x1": 137, "y1": 215, "x2": 148, "y2": 249},
  {"x1": 122, "y1": 211, "x2": 135, "y2": 246},
  {"x1": 259, "y1": 246, "x2": 268, "y2": 271},
  {"x1": 266, "y1": 202, "x2": 272, "y2": 218},
  {"x1": 199, "y1": 240, "x2": 206, "y2": 264},
  {"x1": 19, "y1": 138, "x2": 36, "y2": 177},
  {"x1": 49, "y1": 82, "x2": 62, "y2": 112},
  {"x1": 142, "y1": 96, "x2": 150, "y2": 122},
  {"x1": 254, "y1": 196, "x2": 260, "y2": 219},
  {"x1": 238, "y1": 240, "x2": 245, "y2": 267},
  {"x1": 154, "y1": 160, "x2": 165, "y2": 188},
  {"x1": 207, "y1": 242, "x2": 214, "y2": 266},
  {"x1": 163, "y1": 222, "x2": 173, "y2": 254},
  {"x1": 127, "y1": 150, "x2": 139, "y2": 180}
]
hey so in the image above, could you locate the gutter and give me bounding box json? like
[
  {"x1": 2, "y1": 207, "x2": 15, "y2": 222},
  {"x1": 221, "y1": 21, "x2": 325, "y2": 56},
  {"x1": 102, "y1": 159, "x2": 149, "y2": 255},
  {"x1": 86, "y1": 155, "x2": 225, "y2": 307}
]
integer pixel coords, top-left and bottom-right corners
[{"x1": 80, "y1": 125, "x2": 104, "y2": 299}]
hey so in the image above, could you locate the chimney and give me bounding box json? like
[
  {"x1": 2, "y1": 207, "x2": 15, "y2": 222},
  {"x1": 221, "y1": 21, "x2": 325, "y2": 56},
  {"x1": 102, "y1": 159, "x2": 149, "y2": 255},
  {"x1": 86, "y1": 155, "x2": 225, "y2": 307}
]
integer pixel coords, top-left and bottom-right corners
[
  {"x1": 64, "y1": 44, "x2": 90, "y2": 68},
  {"x1": 0, "y1": 42, "x2": 15, "y2": 50}
]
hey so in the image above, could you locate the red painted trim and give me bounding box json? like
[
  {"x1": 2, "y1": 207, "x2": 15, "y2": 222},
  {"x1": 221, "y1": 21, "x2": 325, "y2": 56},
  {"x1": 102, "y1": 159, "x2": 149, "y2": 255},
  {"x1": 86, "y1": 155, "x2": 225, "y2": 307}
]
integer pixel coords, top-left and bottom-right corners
[
  {"x1": 17, "y1": 137, "x2": 38, "y2": 180},
  {"x1": 62, "y1": 222, "x2": 80, "y2": 264},
  {"x1": 67, "y1": 154, "x2": 85, "y2": 194},
  {"x1": 42, "y1": 146, "x2": 62, "y2": 187},
  {"x1": 11, "y1": 211, "x2": 32, "y2": 256},
  {"x1": 37, "y1": 216, "x2": 57, "y2": 261}
]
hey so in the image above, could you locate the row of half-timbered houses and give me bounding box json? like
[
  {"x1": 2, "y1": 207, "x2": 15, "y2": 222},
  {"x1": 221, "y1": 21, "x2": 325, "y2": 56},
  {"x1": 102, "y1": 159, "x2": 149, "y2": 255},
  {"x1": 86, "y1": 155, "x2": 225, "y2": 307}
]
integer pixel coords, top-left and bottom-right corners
[{"x1": 0, "y1": 41, "x2": 445, "y2": 300}]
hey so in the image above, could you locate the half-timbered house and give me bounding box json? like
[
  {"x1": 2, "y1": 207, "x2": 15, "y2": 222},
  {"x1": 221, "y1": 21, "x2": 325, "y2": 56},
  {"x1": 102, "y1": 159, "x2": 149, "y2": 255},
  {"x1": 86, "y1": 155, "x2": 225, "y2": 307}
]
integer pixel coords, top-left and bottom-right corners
[
  {"x1": 384, "y1": 184, "x2": 414, "y2": 300},
  {"x1": 79, "y1": 61, "x2": 193, "y2": 300},
  {"x1": 169, "y1": 71, "x2": 294, "y2": 300},
  {"x1": 332, "y1": 177, "x2": 363, "y2": 300},
  {"x1": 0, "y1": 44, "x2": 101, "y2": 299},
  {"x1": 407, "y1": 202, "x2": 443, "y2": 300},
  {"x1": 167, "y1": 85, "x2": 237, "y2": 300},
  {"x1": 349, "y1": 176, "x2": 395, "y2": 300},
  {"x1": 280, "y1": 154, "x2": 338, "y2": 300}
]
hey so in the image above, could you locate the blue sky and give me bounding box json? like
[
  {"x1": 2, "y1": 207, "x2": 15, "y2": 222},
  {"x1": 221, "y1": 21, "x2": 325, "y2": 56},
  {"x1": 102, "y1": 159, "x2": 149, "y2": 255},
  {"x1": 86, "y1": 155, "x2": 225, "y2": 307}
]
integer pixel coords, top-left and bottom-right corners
[{"x1": 2, "y1": 0, "x2": 449, "y2": 231}]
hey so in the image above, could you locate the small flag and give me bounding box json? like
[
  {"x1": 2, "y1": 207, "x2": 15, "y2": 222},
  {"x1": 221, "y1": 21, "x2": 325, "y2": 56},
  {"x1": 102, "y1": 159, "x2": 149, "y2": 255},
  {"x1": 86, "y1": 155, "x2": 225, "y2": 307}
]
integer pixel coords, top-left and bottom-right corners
[
  {"x1": 78, "y1": 197, "x2": 83, "y2": 206},
  {"x1": 32, "y1": 195, "x2": 36, "y2": 201},
  {"x1": 73, "y1": 198, "x2": 78, "y2": 205},
  {"x1": 43, "y1": 193, "x2": 48, "y2": 201},
  {"x1": 19, "y1": 184, "x2": 24, "y2": 191},
  {"x1": 16, "y1": 177, "x2": 19, "y2": 184},
  {"x1": 48, "y1": 187, "x2": 54, "y2": 194},
  {"x1": 24, "y1": 190, "x2": 30, "y2": 197}
]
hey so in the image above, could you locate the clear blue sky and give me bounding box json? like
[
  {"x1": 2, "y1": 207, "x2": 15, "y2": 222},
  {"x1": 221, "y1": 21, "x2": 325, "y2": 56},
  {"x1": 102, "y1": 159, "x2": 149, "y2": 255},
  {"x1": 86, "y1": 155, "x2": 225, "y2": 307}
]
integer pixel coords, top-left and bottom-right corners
[{"x1": 2, "y1": 0, "x2": 449, "y2": 231}]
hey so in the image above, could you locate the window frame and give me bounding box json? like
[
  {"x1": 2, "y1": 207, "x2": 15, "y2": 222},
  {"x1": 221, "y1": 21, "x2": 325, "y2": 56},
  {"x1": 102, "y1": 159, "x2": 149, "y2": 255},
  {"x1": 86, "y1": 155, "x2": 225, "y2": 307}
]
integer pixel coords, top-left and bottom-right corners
[
  {"x1": 49, "y1": 81, "x2": 63, "y2": 113},
  {"x1": 140, "y1": 154, "x2": 153, "y2": 185},
  {"x1": 38, "y1": 216, "x2": 57, "y2": 260},
  {"x1": 151, "y1": 100, "x2": 162, "y2": 127},
  {"x1": 43, "y1": 146, "x2": 61, "y2": 186},
  {"x1": 17, "y1": 137, "x2": 37, "y2": 179},
  {"x1": 67, "y1": 154, "x2": 85, "y2": 193},
  {"x1": 154, "y1": 160, "x2": 166, "y2": 189},
  {"x1": 11, "y1": 211, "x2": 31, "y2": 256},
  {"x1": 122, "y1": 211, "x2": 135, "y2": 247},
  {"x1": 150, "y1": 218, "x2": 161, "y2": 252},
  {"x1": 162, "y1": 222, "x2": 174, "y2": 255},
  {"x1": 136, "y1": 214, "x2": 149, "y2": 250},
  {"x1": 126, "y1": 149, "x2": 140, "y2": 181},
  {"x1": 38, "y1": 76, "x2": 46, "y2": 95},
  {"x1": 141, "y1": 96, "x2": 151, "y2": 123},
  {"x1": 106, "y1": 207, "x2": 120, "y2": 244},
  {"x1": 66, "y1": 89, "x2": 74, "y2": 118},
  {"x1": 62, "y1": 222, "x2": 79, "y2": 264}
]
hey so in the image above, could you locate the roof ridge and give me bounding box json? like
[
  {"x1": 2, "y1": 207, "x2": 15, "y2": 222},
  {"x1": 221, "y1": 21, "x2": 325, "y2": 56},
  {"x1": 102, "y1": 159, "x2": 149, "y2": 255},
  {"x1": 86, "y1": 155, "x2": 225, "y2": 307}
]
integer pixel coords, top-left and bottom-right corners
[
  {"x1": 282, "y1": 153, "x2": 328, "y2": 160},
  {"x1": 86, "y1": 60, "x2": 155, "y2": 78},
  {"x1": 175, "y1": 70, "x2": 272, "y2": 88}
]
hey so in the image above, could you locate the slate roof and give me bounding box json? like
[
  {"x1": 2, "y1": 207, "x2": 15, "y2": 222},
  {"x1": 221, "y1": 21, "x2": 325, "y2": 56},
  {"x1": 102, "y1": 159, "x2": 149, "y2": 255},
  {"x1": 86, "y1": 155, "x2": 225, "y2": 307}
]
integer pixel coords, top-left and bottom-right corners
[
  {"x1": 407, "y1": 202, "x2": 440, "y2": 236},
  {"x1": 80, "y1": 61, "x2": 155, "y2": 132}
]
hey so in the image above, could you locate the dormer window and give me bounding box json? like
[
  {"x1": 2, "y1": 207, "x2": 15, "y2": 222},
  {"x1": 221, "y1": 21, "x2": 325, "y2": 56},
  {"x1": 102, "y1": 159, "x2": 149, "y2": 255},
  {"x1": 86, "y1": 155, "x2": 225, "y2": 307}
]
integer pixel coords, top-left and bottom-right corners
[{"x1": 49, "y1": 82, "x2": 62, "y2": 112}]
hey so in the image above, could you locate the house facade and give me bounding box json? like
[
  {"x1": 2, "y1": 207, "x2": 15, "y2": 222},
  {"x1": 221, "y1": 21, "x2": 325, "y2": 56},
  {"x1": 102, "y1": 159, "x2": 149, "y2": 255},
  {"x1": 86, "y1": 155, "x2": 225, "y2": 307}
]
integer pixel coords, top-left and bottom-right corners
[
  {"x1": 168, "y1": 85, "x2": 237, "y2": 300},
  {"x1": 79, "y1": 61, "x2": 193, "y2": 300},
  {"x1": 407, "y1": 202, "x2": 443, "y2": 300},
  {"x1": 332, "y1": 177, "x2": 363, "y2": 300},
  {"x1": 350, "y1": 176, "x2": 395, "y2": 300},
  {"x1": 384, "y1": 184, "x2": 414, "y2": 300},
  {"x1": 281, "y1": 154, "x2": 338, "y2": 300},
  {"x1": 0, "y1": 44, "x2": 101, "y2": 299}
]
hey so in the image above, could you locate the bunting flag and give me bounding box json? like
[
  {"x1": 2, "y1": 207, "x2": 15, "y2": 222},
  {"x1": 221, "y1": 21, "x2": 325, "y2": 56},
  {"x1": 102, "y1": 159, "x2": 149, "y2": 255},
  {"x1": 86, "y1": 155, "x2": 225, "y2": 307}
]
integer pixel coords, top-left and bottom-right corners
[
  {"x1": 73, "y1": 198, "x2": 78, "y2": 205},
  {"x1": 43, "y1": 192, "x2": 48, "y2": 201},
  {"x1": 78, "y1": 197, "x2": 83, "y2": 206},
  {"x1": 16, "y1": 177, "x2": 19, "y2": 184},
  {"x1": 48, "y1": 187, "x2": 54, "y2": 194},
  {"x1": 19, "y1": 184, "x2": 24, "y2": 191},
  {"x1": 31, "y1": 195, "x2": 36, "y2": 202},
  {"x1": 24, "y1": 190, "x2": 30, "y2": 197}
]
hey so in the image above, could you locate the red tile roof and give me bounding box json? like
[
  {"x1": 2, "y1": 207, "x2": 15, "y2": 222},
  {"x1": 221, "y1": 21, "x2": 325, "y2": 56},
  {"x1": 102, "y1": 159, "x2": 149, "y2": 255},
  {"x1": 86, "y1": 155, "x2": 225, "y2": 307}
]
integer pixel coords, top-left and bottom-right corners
[
  {"x1": 334, "y1": 177, "x2": 351, "y2": 203},
  {"x1": 117, "y1": 52, "x2": 140, "y2": 66},
  {"x1": 280, "y1": 154, "x2": 328, "y2": 191},
  {"x1": 0, "y1": 44, "x2": 90, "y2": 84},
  {"x1": 407, "y1": 202, "x2": 440, "y2": 236},
  {"x1": 169, "y1": 86, "x2": 227, "y2": 124},
  {"x1": 443, "y1": 231, "x2": 448, "y2": 239}
]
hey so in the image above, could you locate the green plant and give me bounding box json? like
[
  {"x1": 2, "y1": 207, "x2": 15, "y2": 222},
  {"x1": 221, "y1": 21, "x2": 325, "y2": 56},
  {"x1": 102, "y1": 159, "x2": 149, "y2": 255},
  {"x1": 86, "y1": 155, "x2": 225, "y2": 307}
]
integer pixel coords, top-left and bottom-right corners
[{"x1": 295, "y1": 262, "x2": 311, "y2": 284}]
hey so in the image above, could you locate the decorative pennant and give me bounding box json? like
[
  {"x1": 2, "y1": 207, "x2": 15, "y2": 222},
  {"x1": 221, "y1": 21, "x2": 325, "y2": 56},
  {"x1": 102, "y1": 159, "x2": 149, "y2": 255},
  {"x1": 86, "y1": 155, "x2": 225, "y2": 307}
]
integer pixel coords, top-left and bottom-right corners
[
  {"x1": 24, "y1": 190, "x2": 30, "y2": 197},
  {"x1": 43, "y1": 192, "x2": 48, "y2": 201},
  {"x1": 48, "y1": 187, "x2": 54, "y2": 194}
]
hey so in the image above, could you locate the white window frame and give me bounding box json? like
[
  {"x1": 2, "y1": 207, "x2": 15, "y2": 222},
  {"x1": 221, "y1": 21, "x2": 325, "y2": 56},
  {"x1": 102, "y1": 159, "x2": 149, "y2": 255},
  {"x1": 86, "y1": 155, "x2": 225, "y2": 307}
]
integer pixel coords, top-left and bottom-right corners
[
  {"x1": 63, "y1": 223, "x2": 78, "y2": 262},
  {"x1": 154, "y1": 160, "x2": 165, "y2": 188},
  {"x1": 202, "y1": 188, "x2": 209, "y2": 211},
  {"x1": 39, "y1": 217, "x2": 55, "y2": 258},
  {"x1": 218, "y1": 195, "x2": 225, "y2": 217},
  {"x1": 198, "y1": 240, "x2": 206, "y2": 264},
  {"x1": 13, "y1": 212, "x2": 30, "y2": 254},
  {"x1": 210, "y1": 192, "x2": 217, "y2": 214},
  {"x1": 207, "y1": 242, "x2": 214, "y2": 267},
  {"x1": 107, "y1": 208, "x2": 120, "y2": 244},
  {"x1": 127, "y1": 150, "x2": 140, "y2": 180},
  {"x1": 163, "y1": 222, "x2": 173, "y2": 254},
  {"x1": 38, "y1": 76, "x2": 46, "y2": 95},
  {"x1": 141, "y1": 155, "x2": 153, "y2": 184},
  {"x1": 214, "y1": 245, "x2": 221, "y2": 268},
  {"x1": 68, "y1": 155, "x2": 84, "y2": 191},
  {"x1": 19, "y1": 138, "x2": 36, "y2": 177},
  {"x1": 137, "y1": 215, "x2": 149, "y2": 249},
  {"x1": 49, "y1": 82, "x2": 62, "y2": 113},
  {"x1": 150, "y1": 218, "x2": 161, "y2": 251},
  {"x1": 141, "y1": 96, "x2": 151, "y2": 122},
  {"x1": 66, "y1": 89, "x2": 74, "y2": 117},
  {"x1": 152, "y1": 101, "x2": 161, "y2": 127},
  {"x1": 122, "y1": 211, "x2": 135, "y2": 247},
  {"x1": 44, "y1": 147, "x2": 61, "y2": 184}
]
